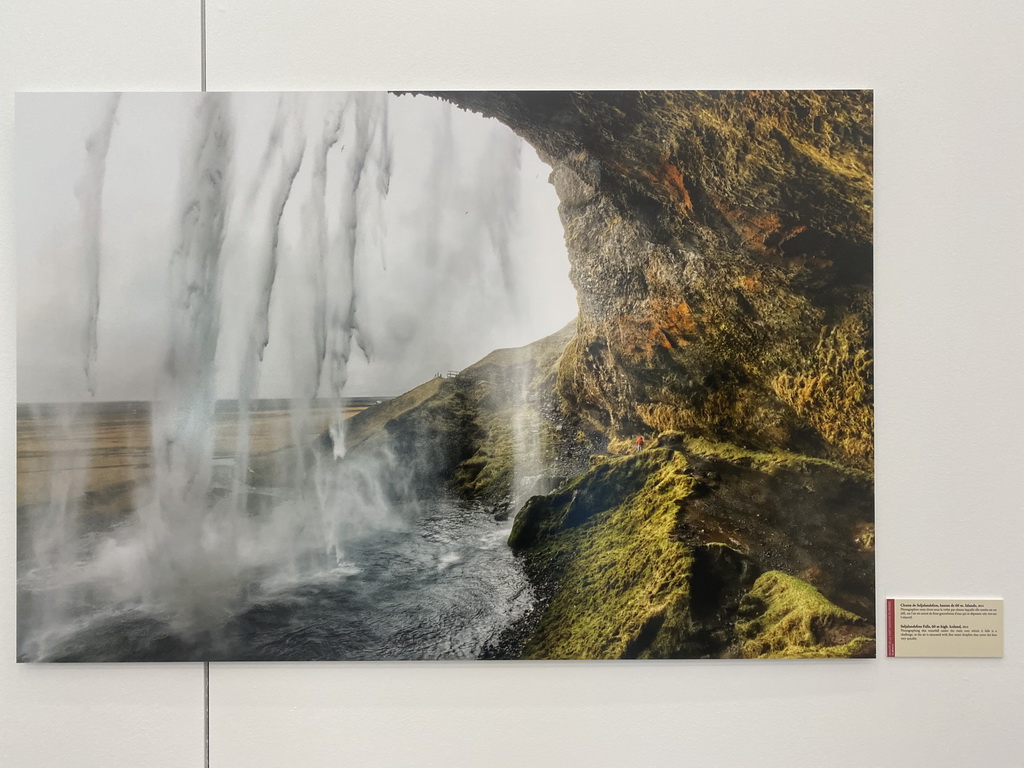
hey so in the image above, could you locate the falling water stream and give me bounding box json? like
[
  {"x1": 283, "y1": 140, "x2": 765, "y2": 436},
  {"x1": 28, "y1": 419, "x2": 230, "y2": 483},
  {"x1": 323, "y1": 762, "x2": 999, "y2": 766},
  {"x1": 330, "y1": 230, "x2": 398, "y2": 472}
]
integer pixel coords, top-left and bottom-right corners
[{"x1": 16, "y1": 92, "x2": 572, "y2": 661}]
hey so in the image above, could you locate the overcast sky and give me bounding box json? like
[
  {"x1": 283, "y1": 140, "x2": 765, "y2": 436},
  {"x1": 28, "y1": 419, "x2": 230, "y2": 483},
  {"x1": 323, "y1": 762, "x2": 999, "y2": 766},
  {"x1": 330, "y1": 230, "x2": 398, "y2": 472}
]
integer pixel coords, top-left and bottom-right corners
[{"x1": 16, "y1": 92, "x2": 578, "y2": 401}]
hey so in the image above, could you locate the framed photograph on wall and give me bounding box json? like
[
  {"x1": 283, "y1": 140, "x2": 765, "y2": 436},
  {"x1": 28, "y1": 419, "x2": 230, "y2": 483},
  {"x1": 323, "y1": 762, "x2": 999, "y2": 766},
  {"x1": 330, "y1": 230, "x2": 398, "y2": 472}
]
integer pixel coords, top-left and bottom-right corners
[{"x1": 15, "y1": 90, "x2": 873, "y2": 661}]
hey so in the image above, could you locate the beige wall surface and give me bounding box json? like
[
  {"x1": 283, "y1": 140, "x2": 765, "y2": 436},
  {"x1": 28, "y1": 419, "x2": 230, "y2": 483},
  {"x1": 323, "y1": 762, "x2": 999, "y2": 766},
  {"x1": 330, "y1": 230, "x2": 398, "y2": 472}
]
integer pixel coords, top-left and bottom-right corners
[{"x1": 3, "y1": 1, "x2": 1023, "y2": 766}]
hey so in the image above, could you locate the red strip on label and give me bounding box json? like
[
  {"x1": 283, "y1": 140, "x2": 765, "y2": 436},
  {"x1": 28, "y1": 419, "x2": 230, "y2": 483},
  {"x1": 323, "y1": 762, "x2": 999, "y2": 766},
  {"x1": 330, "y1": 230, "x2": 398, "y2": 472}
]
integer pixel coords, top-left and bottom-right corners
[{"x1": 886, "y1": 598, "x2": 895, "y2": 657}]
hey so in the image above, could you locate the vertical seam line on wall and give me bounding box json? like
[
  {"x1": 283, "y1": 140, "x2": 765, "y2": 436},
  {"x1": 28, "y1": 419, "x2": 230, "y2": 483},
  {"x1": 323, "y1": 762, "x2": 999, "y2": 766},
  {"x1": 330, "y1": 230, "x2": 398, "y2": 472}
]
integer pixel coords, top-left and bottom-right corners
[
  {"x1": 201, "y1": 0, "x2": 207, "y2": 92},
  {"x1": 201, "y1": 3, "x2": 210, "y2": 764},
  {"x1": 204, "y1": 661, "x2": 210, "y2": 768}
]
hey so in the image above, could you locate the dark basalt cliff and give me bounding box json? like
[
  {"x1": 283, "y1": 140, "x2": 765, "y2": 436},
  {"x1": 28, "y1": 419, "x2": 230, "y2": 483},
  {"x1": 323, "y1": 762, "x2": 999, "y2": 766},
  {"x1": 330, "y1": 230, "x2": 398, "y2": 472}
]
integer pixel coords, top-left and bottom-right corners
[
  {"x1": 361, "y1": 91, "x2": 875, "y2": 658},
  {"x1": 419, "y1": 90, "x2": 873, "y2": 472}
]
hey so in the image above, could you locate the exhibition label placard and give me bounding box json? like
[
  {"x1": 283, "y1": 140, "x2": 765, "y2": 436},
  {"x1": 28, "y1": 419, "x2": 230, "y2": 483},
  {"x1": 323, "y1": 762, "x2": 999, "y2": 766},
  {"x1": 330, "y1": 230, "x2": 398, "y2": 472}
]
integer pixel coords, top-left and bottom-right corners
[{"x1": 886, "y1": 599, "x2": 1003, "y2": 658}]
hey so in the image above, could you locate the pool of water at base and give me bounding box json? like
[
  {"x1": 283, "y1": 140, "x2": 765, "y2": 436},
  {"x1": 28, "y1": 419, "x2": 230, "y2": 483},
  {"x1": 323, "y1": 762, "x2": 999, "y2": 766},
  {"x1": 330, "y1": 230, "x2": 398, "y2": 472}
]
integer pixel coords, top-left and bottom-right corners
[{"x1": 19, "y1": 499, "x2": 534, "y2": 662}]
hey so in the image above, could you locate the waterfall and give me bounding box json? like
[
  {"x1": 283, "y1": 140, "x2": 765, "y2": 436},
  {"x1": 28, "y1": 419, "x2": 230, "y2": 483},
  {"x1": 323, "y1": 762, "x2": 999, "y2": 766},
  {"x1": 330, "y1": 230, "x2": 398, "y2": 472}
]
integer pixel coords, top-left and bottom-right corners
[
  {"x1": 141, "y1": 93, "x2": 235, "y2": 629},
  {"x1": 16, "y1": 91, "x2": 573, "y2": 660},
  {"x1": 76, "y1": 93, "x2": 121, "y2": 398},
  {"x1": 322, "y1": 92, "x2": 392, "y2": 456}
]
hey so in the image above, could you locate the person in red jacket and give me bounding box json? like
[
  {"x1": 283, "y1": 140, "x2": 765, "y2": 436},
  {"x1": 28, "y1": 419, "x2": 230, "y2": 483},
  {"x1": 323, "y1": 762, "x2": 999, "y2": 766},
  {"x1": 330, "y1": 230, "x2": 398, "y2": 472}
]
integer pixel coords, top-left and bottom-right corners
[{"x1": 636, "y1": 435, "x2": 645, "y2": 453}]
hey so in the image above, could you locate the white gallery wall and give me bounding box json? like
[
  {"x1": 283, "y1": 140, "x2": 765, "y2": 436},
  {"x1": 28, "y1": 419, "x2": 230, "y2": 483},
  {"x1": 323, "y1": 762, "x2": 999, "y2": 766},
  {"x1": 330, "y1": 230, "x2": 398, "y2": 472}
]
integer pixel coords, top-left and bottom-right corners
[{"x1": 2, "y1": 1, "x2": 1022, "y2": 766}]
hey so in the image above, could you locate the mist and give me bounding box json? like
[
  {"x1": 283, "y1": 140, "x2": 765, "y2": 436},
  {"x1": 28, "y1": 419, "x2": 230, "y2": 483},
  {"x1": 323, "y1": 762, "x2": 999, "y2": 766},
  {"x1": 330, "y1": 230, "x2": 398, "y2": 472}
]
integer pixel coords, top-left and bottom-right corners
[{"x1": 15, "y1": 92, "x2": 578, "y2": 403}]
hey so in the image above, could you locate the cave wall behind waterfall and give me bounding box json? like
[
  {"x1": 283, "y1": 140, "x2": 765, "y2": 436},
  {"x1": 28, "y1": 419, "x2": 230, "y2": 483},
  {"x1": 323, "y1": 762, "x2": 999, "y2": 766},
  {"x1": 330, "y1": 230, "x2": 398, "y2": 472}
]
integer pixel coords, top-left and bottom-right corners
[{"x1": 419, "y1": 91, "x2": 873, "y2": 471}]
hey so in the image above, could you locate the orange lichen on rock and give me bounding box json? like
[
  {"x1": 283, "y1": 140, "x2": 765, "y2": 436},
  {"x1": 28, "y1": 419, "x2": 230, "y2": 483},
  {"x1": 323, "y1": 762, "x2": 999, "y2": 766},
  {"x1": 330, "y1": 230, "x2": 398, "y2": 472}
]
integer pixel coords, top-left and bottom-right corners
[
  {"x1": 738, "y1": 275, "x2": 764, "y2": 293},
  {"x1": 665, "y1": 300, "x2": 697, "y2": 339},
  {"x1": 617, "y1": 300, "x2": 699, "y2": 357},
  {"x1": 737, "y1": 211, "x2": 783, "y2": 250},
  {"x1": 705, "y1": 191, "x2": 810, "y2": 260},
  {"x1": 732, "y1": 213, "x2": 792, "y2": 256},
  {"x1": 659, "y1": 156, "x2": 693, "y2": 213},
  {"x1": 770, "y1": 224, "x2": 807, "y2": 249},
  {"x1": 634, "y1": 154, "x2": 694, "y2": 216},
  {"x1": 615, "y1": 317, "x2": 671, "y2": 357}
]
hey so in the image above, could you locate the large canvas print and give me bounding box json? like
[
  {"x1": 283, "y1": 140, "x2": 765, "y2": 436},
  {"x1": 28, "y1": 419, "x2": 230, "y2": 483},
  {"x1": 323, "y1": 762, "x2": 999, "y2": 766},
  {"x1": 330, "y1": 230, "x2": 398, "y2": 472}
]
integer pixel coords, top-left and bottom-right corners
[{"x1": 16, "y1": 91, "x2": 874, "y2": 661}]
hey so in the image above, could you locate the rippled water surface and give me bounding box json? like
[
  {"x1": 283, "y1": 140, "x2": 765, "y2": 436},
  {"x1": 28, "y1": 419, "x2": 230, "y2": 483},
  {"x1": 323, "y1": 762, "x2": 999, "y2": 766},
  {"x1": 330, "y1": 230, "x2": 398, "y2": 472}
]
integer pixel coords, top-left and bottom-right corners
[{"x1": 19, "y1": 499, "x2": 534, "y2": 662}]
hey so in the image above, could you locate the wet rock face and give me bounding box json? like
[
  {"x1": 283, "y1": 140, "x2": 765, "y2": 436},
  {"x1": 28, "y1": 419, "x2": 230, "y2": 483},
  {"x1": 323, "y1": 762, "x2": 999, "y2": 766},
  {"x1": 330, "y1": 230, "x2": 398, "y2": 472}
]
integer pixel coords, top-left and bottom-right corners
[
  {"x1": 500, "y1": 443, "x2": 873, "y2": 659},
  {"x1": 420, "y1": 91, "x2": 873, "y2": 470},
  {"x1": 673, "y1": 451, "x2": 874, "y2": 618}
]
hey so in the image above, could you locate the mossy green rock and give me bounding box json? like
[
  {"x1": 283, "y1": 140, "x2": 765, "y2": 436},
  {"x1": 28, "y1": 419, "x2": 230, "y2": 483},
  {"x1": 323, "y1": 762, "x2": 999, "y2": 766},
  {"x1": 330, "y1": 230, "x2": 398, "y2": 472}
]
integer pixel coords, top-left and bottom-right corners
[
  {"x1": 511, "y1": 448, "x2": 698, "y2": 659},
  {"x1": 506, "y1": 440, "x2": 873, "y2": 659},
  {"x1": 736, "y1": 571, "x2": 875, "y2": 658}
]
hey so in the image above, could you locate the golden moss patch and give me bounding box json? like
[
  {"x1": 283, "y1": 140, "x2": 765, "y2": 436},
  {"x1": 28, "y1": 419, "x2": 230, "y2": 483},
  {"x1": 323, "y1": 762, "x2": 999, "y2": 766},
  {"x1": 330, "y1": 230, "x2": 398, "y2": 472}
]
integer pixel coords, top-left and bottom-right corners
[
  {"x1": 518, "y1": 448, "x2": 697, "y2": 659},
  {"x1": 736, "y1": 571, "x2": 874, "y2": 659},
  {"x1": 509, "y1": 436, "x2": 872, "y2": 659},
  {"x1": 682, "y1": 434, "x2": 870, "y2": 478},
  {"x1": 772, "y1": 312, "x2": 873, "y2": 470}
]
